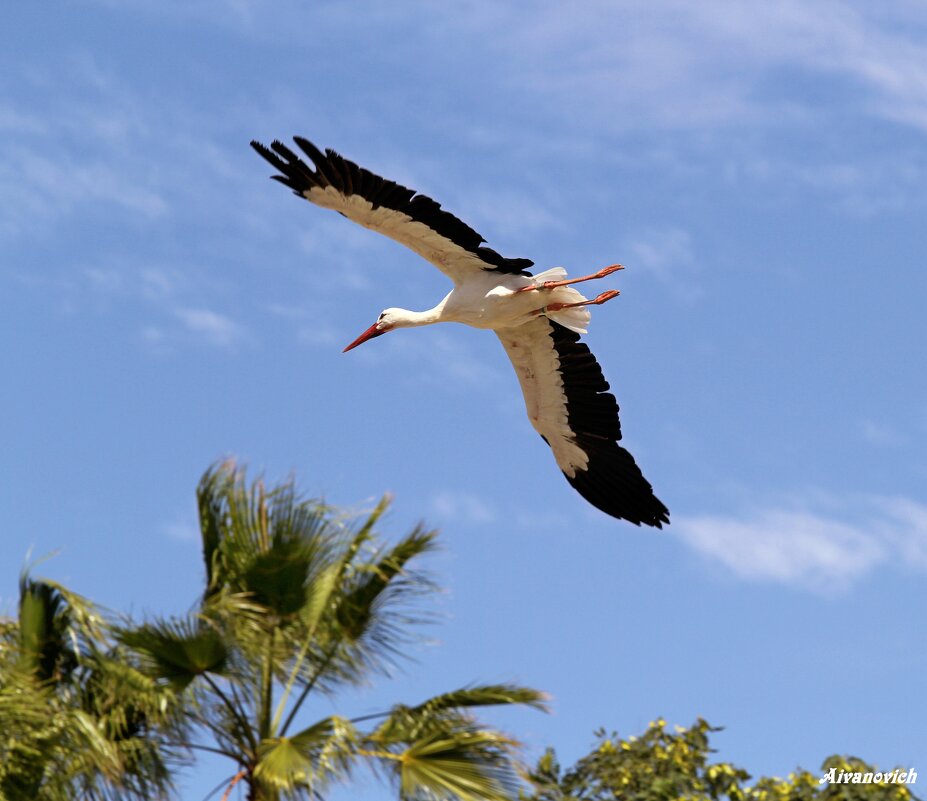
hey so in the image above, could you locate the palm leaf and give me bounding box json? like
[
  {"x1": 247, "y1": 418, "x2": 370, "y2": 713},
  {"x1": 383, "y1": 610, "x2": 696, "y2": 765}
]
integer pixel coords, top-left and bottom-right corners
[
  {"x1": 389, "y1": 728, "x2": 521, "y2": 801},
  {"x1": 243, "y1": 543, "x2": 313, "y2": 620},
  {"x1": 199, "y1": 461, "x2": 339, "y2": 617},
  {"x1": 118, "y1": 619, "x2": 228, "y2": 687},
  {"x1": 198, "y1": 460, "x2": 236, "y2": 598},
  {"x1": 335, "y1": 525, "x2": 437, "y2": 644},
  {"x1": 81, "y1": 651, "x2": 186, "y2": 743},
  {"x1": 255, "y1": 716, "x2": 357, "y2": 792},
  {"x1": 2, "y1": 571, "x2": 180, "y2": 801},
  {"x1": 300, "y1": 494, "x2": 391, "y2": 636},
  {"x1": 280, "y1": 512, "x2": 439, "y2": 714},
  {"x1": 413, "y1": 686, "x2": 548, "y2": 715},
  {"x1": 374, "y1": 685, "x2": 548, "y2": 743},
  {"x1": 17, "y1": 578, "x2": 69, "y2": 680}
]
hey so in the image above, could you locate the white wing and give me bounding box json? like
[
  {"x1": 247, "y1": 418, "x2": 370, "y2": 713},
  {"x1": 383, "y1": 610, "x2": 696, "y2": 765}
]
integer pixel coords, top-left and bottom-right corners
[
  {"x1": 252, "y1": 137, "x2": 533, "y2": 286},
  {"x1": 496, "y1": 316, "x2": 669, "y2": 528}
]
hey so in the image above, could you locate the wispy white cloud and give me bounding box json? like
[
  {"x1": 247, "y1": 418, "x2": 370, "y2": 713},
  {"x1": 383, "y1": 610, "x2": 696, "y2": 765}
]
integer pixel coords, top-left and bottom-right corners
[
  {"x1": 294, "y1": 217, "x2": 385, "y2": 292},
  {"x1": 879, "y1": 497, "x2": 927, "y2": 571},
  {"x1": 140, "y1": 324, "x2": 168, "y2": 351},
  {"x1": 624, "y1": 226, "x2": 700, "y2": 298},
  {"x1": 469, "y1": 0, "x2": 927, "y2": 134},
  {"x1": 297, "y1": 324, "x2": 340, "y2": 348},
  {"x1": 70, "y1": 1, "x2": 927, "y2": 138},
  {"x1": 139, "y1": 268, "x2": 177, "y2": 300},
  {"x1": 674, "y1": 495, "x2": 927, "y2": 592},
  {"x1": 75, "y1": 264, "x2": 185, "y2": 304},
  {"x1": 0, "y1": 148, "x2": 168, "y2": 237},
  {"x1": 0, "y1": 53, "x2": 173, "y2": 236},
  {"x1": 430, "y1": 490, "x2": 496, "y2": 525},
  {"x1": 675, "y1": 509, "x2": 883, "y2": 589},
  {"x1": 264, "y1": 302, "x2": 307, "y2": 319},
  {"x1": 13, "y1": 233, "x2": 296, "y2": 355},
  {"x1": 0, "y1": 104, "x2": 47, "y2": 134},
  {"x1": 460, "y1": 189, "x2": 564, "y2": 242},
  {"x1": 380, "y1": 331, "x2": 504, "y2": 390},
  {"x1": 859, "y1": 419, "x2": 905, "y2": 448},
  {"x1": 161, "y1": 517, "x2": 199, "y2": 542},
  {"x1": 175, "y1": 307, "x2": 245, "y2": 348},
  {"x1": 0, "y1": 49, "x2": 265, "y2": 243},
  {"x1": 22, "y1": 258, "x2": 244, "y2": 352},
  {"x1": 736, "y1": 152, "x2": 924, "y2": 217},
  {"x1": 377, "y1": 0, "x2": 927, "y2": 227}
]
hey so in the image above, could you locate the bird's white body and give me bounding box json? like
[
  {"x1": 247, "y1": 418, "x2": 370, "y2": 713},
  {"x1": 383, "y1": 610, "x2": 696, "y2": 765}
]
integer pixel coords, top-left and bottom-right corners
[
  {"x1": 251, "y1": 136, "x2": 669, "y2": 527},
  {"x1": 380, "y1": 269, "x2": 593, "y2": 478},
  {"x1": 390, "y1": 268, "x2": 591, "y2": 332}
]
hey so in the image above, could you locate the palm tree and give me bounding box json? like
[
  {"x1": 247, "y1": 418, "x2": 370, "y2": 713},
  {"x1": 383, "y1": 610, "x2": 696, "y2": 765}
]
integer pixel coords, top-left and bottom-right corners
[
  {"x1": 0, "y1": 573, "x2": 183, "y2": 800},
  {"x1": 119, "y1": 461, "x2": 545, "y2": 801}
]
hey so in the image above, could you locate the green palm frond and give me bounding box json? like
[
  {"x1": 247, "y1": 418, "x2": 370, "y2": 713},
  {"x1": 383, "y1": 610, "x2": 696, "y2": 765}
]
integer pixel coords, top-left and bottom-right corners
[
  {"x1": 387, "y1": 727, "x2": 522, "y2": 801},
  {"x1": 0, "y1": 703, "x2": 120, "y2": 800},
  {"x1": 414, "y1": 686, "x2": 548, "y2": 716},
  {"x1": 44, "y1": 580, "x2": 108, "y2": 643},
  {"x1": 299, "y1": 494, "x2": 390, "y2": 637},
  {"x1": 300, "y1": 563, "x2": 340, "y2": 635},
  {"x1": 0, "y1": 657, "x2": 176, "y2": 801},
  {"x1": 117, "y1": 618, "x2": 228, "y2": 687},
  {"x1": 15, "y1": 574, "x2": 105, "y2": 681},
  {"x1": 279, "y1": 512, "x2": 439, "y2": 707},
  {"x1": 198, "y1": 460, "x2": 276, "y2": 594},
  {"x1": 198, "y1": 460, "x2": 236, "y2": 598},
  {"x1": 265, "y1": 477, "x2": 334, "y2": 550},
  {"x1": 68, "y1": 708, "x2": 125, "y2": 779},
  {"x1": 17, "y1": 577, "x2": 70, "y2": 680},
  {"x1": 255, "y1": 716, "x2": 357, "y2": 793},
  {"x1": 374, "y1": 686, "x2": 548, "y2": 744},
  {"x1": 335, "y1": 524, "x2": 437, "y2": 647},
  {"x1": 2, "y1": 571, "x2": 181, "y2": 801},
  {"x1": 198, "y1": 461, "x2": 341, "y2": 615},
  {"x1": 81, "y1": 651, "x2": 186, "y2": 743},
  {"x1": 244, "y1": 543, "x2": 314, "y2": 620}
]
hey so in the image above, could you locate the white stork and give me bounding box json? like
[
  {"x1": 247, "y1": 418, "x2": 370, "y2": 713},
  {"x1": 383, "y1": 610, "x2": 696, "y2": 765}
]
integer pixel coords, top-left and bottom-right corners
[{"x1": 251, "y1": 137, "x2": 669, "y2": 528}]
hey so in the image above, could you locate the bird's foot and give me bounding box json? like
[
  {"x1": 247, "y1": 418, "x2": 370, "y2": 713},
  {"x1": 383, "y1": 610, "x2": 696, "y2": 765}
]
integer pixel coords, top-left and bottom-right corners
[
  {"x1": 518, "y1": 263, "x2": 624, "y2": 293},
  {"x1": 536, "y1": 289, "x2": 620, "y2": 314}
]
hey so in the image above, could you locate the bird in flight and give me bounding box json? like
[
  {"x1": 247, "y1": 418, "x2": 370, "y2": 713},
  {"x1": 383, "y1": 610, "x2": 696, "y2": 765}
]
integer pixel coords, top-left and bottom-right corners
[{"x1": 251, "y1": 137, "x2": 669, "y2": 528}]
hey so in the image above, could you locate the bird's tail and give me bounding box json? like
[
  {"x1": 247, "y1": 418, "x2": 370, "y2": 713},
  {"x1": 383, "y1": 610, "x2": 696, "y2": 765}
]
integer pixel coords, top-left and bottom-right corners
[{"x1": 531, "y1": 268, "x2": 592, "y2": 334}]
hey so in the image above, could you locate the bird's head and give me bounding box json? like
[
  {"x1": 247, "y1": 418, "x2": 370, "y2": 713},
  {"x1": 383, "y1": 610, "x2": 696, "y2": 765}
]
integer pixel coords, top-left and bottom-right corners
[{"x1": 342, "y1": 309, "x2": 402, "y2": 352}]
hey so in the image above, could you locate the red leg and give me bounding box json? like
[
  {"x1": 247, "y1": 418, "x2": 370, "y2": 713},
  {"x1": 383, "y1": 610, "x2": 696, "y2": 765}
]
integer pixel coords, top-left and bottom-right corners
[
  {"x1": 534, "y1": 289, "x2": 620, "y2": 315},
  {"x1": 517, "y1": 263, "x2": 624, "y2": 293}
]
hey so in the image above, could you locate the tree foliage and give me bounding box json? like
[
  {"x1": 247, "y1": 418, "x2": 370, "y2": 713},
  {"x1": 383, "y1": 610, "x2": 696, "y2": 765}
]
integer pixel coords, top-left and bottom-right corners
[
  {"x1": 117, "y1": 460, "x2": 546, "y2": 801},
  {"x1": 0, "y1": 574, "x2": 183, "y2": 801},
  {"x1": 523, "y1": 719, "x2": 920, "y2": 801}
]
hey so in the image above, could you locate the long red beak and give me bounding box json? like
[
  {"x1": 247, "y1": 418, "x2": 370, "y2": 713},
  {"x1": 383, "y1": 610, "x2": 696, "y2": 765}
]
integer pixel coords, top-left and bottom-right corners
[{"x1": 343, "y1": 322, "x2": 386, "y2": 353}]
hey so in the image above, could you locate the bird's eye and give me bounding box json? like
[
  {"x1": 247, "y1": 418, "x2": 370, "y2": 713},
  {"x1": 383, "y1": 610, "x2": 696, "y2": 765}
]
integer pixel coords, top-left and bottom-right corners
[{"x1": 377, "y1": 312, "x2": 385, "y2": 321}]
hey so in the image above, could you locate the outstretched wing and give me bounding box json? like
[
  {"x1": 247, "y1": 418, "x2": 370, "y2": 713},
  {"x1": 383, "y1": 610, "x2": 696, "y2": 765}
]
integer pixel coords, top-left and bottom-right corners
[
  {"x1": 251, "y1": 137, "x2": 533, "y2": 285},
  {"x1": 496, "y1": 317, "x2": 669, "y2": 528}
]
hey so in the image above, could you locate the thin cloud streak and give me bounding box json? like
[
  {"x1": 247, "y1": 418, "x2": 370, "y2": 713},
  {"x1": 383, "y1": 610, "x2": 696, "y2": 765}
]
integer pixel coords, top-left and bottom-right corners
[
  {"x1": 175, "y1": 307, "x2": 245, "y2": 348},
  {"x1": 430, "y1": 490, "x2": 497, "y2": 525},
  {"x1": 483, "y1": 0, "x2": 927, "y2": 134},
  {"x1": 624, "y1": 226, "x2": 701, "y2": 299},
  {"x1": 0, "y1": 50, "x2": 267, "y2": 243},
  {"x1": 75, "y1": 1, "x2": 927, "y2": 134},
  {"x1": 674, "y1": 495, "x2": 927, "y2": 592},
  {"x1": 880, "y1": 497, "x2": 927, "y2": 571}
]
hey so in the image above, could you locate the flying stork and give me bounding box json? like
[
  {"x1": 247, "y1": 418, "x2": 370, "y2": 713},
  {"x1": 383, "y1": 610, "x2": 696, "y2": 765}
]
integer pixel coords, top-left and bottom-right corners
[{"x1": 251, "y1": 137, "x2": 669, "y2": 528}]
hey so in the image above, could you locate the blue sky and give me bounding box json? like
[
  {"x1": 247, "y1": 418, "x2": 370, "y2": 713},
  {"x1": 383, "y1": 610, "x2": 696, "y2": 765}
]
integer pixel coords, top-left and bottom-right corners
[{"x1": 3, "y1": 0, "x2": 926, "y2": 797}]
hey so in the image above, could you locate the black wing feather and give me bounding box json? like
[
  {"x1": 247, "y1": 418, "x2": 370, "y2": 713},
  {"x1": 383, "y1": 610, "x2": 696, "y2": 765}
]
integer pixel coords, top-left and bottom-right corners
[
  {"x1": 548, "y1": 321, "x2": 670, "y2": 528},
  {"x1": 251, "y1": 136, "x2": 534, "y2": 276}
]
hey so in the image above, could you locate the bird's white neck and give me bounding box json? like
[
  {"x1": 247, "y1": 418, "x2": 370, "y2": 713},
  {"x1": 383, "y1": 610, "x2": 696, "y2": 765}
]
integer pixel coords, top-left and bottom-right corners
[{"x1": 388, "y1": 305, "x2": 445, "y2": 328}]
